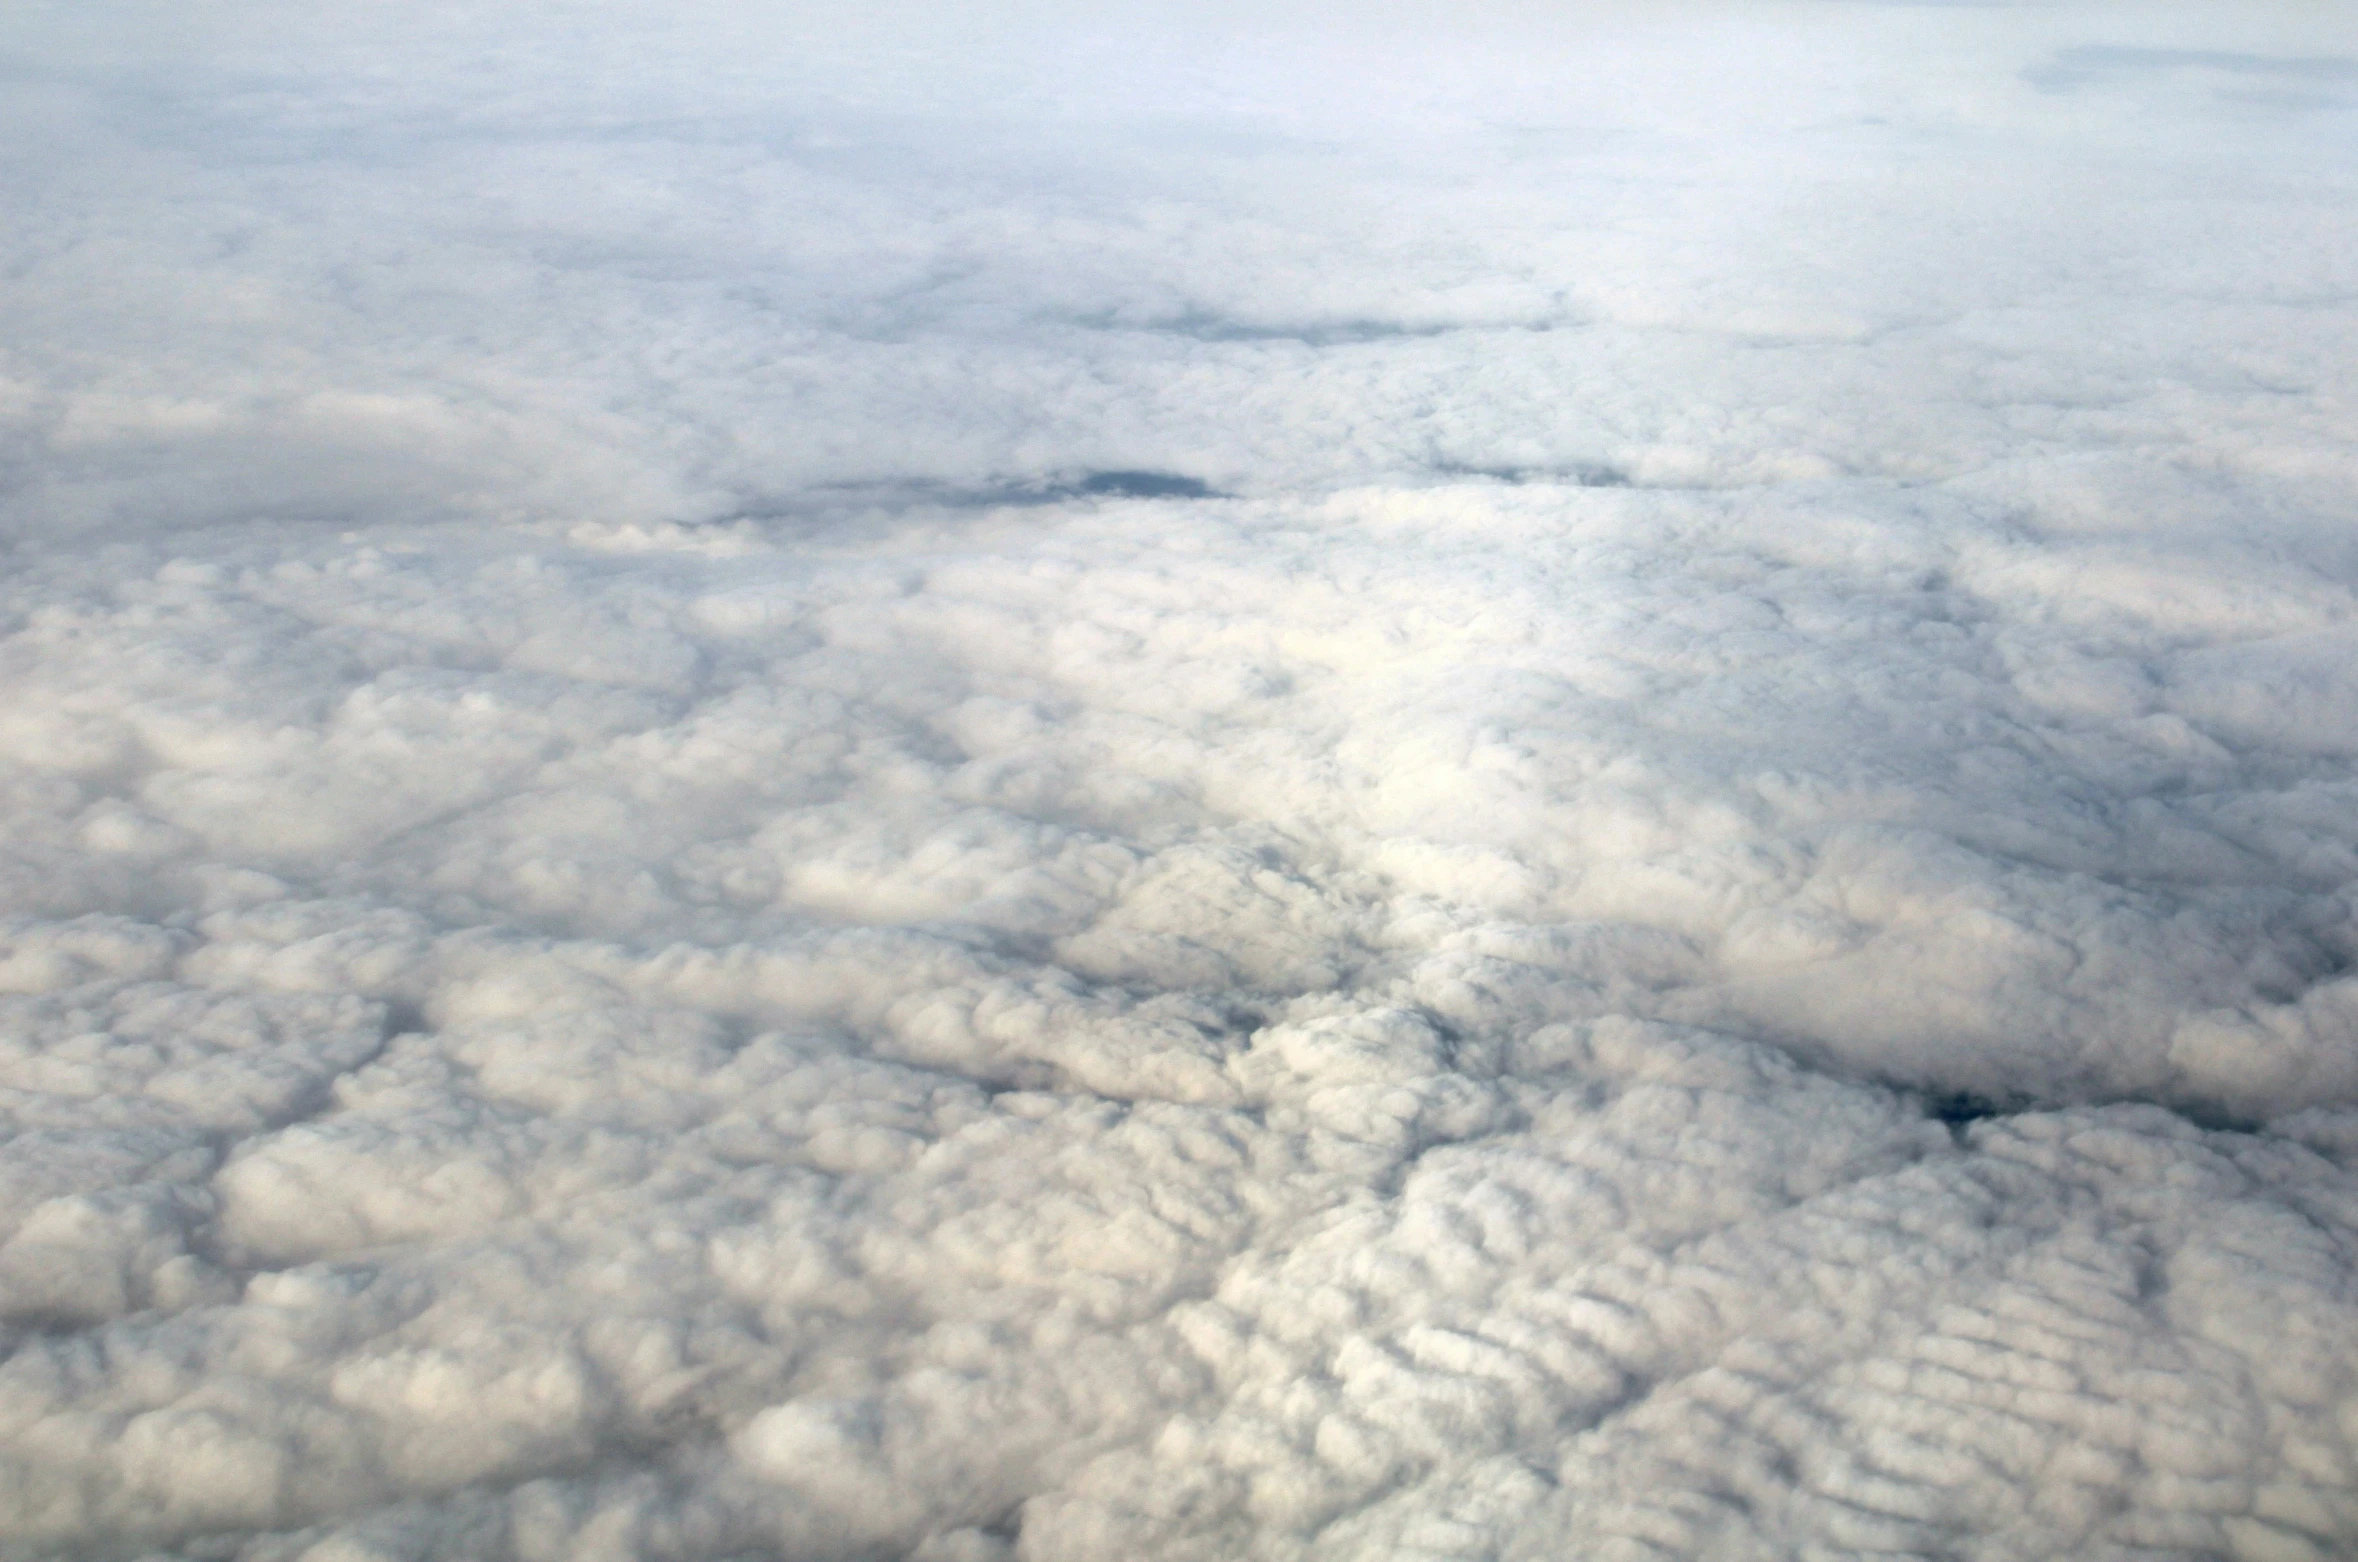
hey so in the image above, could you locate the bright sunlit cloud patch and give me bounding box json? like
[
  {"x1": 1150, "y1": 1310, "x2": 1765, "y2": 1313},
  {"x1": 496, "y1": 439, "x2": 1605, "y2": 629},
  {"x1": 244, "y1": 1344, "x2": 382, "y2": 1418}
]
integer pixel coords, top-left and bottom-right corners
[{"x1": 5, "y1": 2, "x2": 2358, "y2": 1557}]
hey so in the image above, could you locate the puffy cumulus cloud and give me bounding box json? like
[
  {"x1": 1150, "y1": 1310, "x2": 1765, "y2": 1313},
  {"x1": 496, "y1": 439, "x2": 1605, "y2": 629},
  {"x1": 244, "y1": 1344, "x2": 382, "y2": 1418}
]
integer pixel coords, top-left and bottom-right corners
[{"x1": 7, "y1": 0, "x2": 2358, "y2": 1558}]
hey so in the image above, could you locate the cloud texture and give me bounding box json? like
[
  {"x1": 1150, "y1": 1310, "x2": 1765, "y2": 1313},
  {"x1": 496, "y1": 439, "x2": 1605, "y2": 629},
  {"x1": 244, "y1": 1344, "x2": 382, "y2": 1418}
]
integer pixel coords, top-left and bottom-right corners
[{"x1": 6, "y1": 2, "x2": 2358, "y2": 1557}]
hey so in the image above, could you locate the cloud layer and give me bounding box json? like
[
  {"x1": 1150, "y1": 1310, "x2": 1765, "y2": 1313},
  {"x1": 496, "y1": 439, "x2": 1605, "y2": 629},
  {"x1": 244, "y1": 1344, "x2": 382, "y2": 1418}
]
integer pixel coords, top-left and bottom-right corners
[{"x1": 5, "y1": 2, "x2": 2358, "y2": 1557}]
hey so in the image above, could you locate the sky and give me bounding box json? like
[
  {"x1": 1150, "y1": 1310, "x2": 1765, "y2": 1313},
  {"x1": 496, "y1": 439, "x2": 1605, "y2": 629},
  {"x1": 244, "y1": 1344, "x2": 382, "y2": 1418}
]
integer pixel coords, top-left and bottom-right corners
[{"x1": 5, "y1": 2, "x2": 2358, "y2": 1558}]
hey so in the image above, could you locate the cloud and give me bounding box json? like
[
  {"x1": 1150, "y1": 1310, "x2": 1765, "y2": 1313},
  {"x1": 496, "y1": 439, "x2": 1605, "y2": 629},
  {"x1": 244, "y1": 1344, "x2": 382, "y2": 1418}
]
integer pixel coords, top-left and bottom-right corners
[{"x1": 5, "y1": 1, "x2": 2358, "y2": 1557}]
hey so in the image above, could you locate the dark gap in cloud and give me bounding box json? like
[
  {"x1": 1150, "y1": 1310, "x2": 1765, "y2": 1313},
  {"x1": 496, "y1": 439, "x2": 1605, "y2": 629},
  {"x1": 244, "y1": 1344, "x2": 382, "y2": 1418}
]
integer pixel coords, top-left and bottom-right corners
[
  {"x1": 1434, "y1": 460, "x2": 1631, "y2": 489},
  {"x1": 788, "y1": 470, "x2": 1226, "y2": 517},
  {"x1": 1924, "y1": 1088, "x2": 2268, "y2": 1143},
  {"x1": 1926, "y1": 1089, "x2": 2021, "y2": 1133},
  {"x1": 967, "y1": 468, "x2": 1226, "y2": 505},
  {"x1": 2027, "y1": 46, "x2": 2358, "y2": 95},
  {"x1": 2168, "y1": 1100, "x2": 2270, "y2": 1136},
  {"x1": 1070, "y1": 309, "x2": 1463, "y2": 347},
  {"x1": 1067, "y1": 470, "x2": 1219, "y2": 500}
]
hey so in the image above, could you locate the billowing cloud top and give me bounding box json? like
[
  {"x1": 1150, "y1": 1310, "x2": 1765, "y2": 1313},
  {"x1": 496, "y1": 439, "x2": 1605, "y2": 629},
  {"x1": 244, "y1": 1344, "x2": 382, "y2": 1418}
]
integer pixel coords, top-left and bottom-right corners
[{"x1": 5, "y1": 2, "x2": 2358, "y2": 1558}]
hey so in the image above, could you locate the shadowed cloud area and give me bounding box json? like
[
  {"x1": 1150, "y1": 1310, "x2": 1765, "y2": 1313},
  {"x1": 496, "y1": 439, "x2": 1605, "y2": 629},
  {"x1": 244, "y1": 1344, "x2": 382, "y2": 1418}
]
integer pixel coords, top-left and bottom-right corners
[
  {"x1": 5, "y1": 1, "x2": 2358, "y2": 1558},
  {"x1": 2028, "y1": 45, "x2": 2358, "y2": 91}
]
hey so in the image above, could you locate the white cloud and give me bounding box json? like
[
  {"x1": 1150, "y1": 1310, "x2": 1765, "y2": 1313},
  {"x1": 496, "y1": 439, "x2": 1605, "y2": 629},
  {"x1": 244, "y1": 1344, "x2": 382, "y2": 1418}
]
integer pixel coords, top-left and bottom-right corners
[{"x1": 5, "y1": 1, "x2": 2358, "y2": 1556}]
